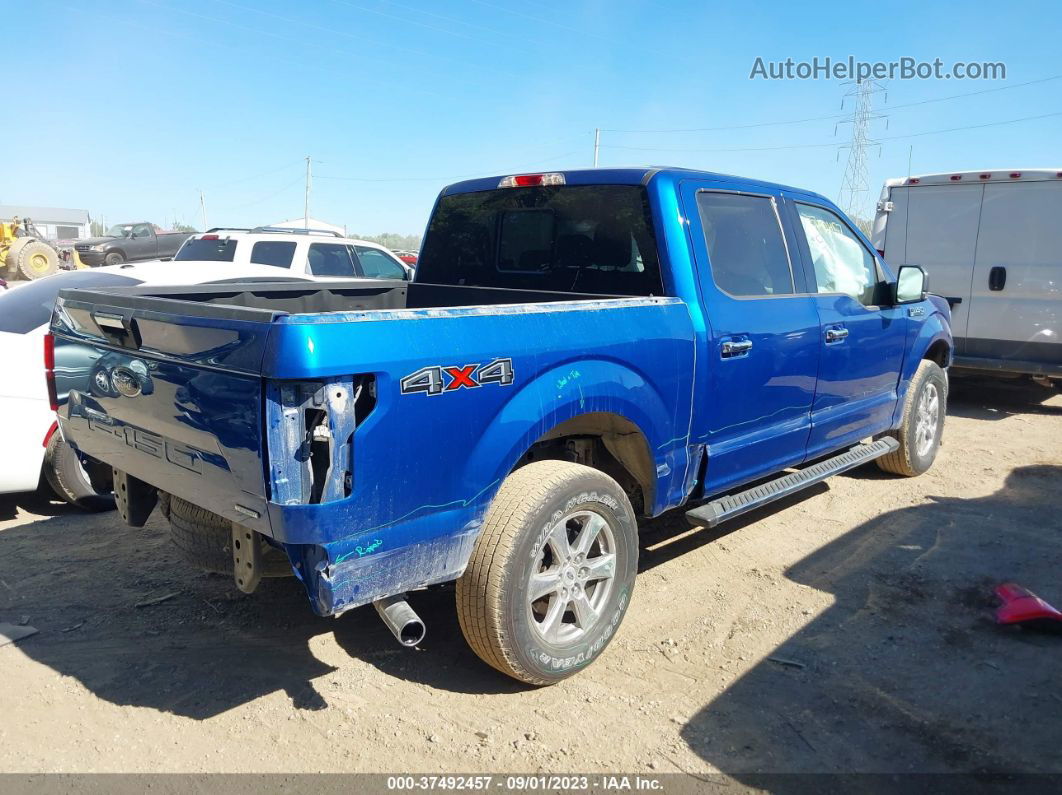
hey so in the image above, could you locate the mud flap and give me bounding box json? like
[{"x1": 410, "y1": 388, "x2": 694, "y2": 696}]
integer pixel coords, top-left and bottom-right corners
[
  {"x1": 112, "y1": 468, "x2": 158, "y2": 527},
  {"x1": 232, "y1": 524, "x2": 264, "y2": 594}
]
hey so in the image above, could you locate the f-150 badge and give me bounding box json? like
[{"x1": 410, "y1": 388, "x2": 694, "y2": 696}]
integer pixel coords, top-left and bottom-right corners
[{"x1": 400, "y1": 358, "x2": 514, "y2": 396}]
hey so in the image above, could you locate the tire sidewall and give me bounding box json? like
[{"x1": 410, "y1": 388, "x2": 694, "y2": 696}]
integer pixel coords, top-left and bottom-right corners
[
  {"x1": 501, "y1": 474, "x2": 638, "y2": 683},
  {"x1": 45, "y1": 435, "x2": 115, "y2": 511},
  {"x1": 104, "y1": 252, "x2": 124, "y2": 266},
  {"x1": 905, "y1": 363, "x2": 947, "y2": 474}
]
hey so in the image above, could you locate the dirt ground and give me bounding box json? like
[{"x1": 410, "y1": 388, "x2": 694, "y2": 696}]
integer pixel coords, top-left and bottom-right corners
[{"x1": 0, "y1": 377, "x2": 1059, "y2": 778}]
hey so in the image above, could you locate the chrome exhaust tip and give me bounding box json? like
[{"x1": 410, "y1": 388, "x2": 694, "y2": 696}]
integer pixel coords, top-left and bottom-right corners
[{"x1": 373, "y1": 593, "x2": 426, "y2": 647}]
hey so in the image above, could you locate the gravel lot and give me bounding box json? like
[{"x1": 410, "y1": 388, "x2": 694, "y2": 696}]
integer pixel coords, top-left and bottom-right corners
[{"x1": 0, "y1": 376, "x2": 1059, "y2": 777}]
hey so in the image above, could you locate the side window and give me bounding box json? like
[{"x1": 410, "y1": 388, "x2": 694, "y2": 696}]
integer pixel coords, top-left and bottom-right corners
[
  {"x1": 354, "y1": 246, "x2": 407, "y2": 279},
  {"x1": 696, "y1": 192, "x2": 795, "y2": 297},
  {"x1": 308, "y1": 243, "x2": 359, "y2": 278},
  {"x1": 250, "y1": 241, "x2": 297, "y2": 268},
  {"x1": 795, "y1": 203, "x2": 879, "y2": 305},
  {"x1": 132, "y1": 223, "x2": 153, "y2": 239}
]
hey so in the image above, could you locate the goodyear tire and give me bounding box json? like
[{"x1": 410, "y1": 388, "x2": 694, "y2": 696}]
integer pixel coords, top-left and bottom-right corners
[
  {"x1": 14, "y1": 240, "x2": 59, "y2": 280},
  {"x1": 104, "y1": 252, "x2": 124, "y2": 266},
  {"x1": 877, "y1": 359, "x2": 947, "y2": 477},
  {"x1": 43, "y1": 433, "x2": 115, "y2": 512},
  {"x1": 456, "y1": 460, "x2": 638, "y2": 685},
  {"x1": 168, "y1": 496, "x2": 291, "y2": 577}
]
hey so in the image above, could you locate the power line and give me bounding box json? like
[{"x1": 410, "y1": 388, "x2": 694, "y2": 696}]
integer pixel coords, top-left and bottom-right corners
[
  {"x1": 315, "y1": 150, "x2": 581, "y2": 183},
  {"x1": 599, "y1": 74, "x2": 1062, "y2": 134},
  {"x1": 598, "y1": 111, "x2": 1062, "y2": 154},
  {"x1": 837, "y1": 79, "x2": 886, "y2": 217}
]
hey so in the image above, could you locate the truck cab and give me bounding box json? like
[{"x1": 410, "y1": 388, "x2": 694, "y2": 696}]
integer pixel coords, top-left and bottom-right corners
[{"x1": 51, "y1": 167, "x2": 952, "y2": 685}]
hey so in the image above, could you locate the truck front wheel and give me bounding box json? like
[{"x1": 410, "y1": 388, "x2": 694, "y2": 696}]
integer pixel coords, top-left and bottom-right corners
[
  {"x1": 104, "y1": 252, "x2": 125, "y2": 266},
  {"x1": 877, "y1": 359, "x2": 947, "y2": 477},
  {"x1": 456, "y1": 460, "x2": 638, "y2": 685}
]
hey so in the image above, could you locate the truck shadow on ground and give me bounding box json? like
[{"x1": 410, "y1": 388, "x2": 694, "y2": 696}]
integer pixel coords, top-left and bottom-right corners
[
  {"x1": 947, "y1": 375, "x2": 1061, "y2": 421},
  {"x1": 675, "y1": 464, "x2": 1062, "y2": 777},
  {"x1": 0, "y1": 497, "x2": 527, "y2": 719}
]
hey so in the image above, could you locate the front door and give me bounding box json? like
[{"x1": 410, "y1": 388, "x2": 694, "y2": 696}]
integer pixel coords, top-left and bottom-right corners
[
  {"x1": 784, "y1": 196, "x2": 908, "y2": 458},
  {"x1": 681, "y1": 181, "x2": 821, "y2": 495}
]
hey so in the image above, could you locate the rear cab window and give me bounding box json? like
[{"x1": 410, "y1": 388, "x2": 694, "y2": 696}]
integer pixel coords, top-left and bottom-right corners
[
  {"x1": 174, "y1": 238, "x2": 238, "y2": 262},
  {"x1": 416, "y1": 184, "x2": 664, "y2": 296}
]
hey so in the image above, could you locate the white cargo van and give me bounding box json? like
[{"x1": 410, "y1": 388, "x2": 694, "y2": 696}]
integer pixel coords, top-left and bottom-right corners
[{"x1": 872, "y1": 169, "x2": 1061, "y2": 384}]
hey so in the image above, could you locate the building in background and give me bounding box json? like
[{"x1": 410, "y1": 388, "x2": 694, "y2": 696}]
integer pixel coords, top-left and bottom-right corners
[
  {"x1": 0, "y1": 205, "x2": 91, "y2": 241},
  {"x1": 270, "y1": 216, "x2": 346, "y2": 236}
]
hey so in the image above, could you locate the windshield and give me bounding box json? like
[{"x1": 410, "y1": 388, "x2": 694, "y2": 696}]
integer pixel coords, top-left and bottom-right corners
[
  {"x1": 106, "y1": 224, "x2": 134, "y2": 238},
  {"x1": 174, "y1": 238, "x2": 238, "y2": 262},
  {"x1": 0, "y1": 272, "x2": 142, "y2": 334},
  {"x1": 416, "y1": 184, "x2": 663, "y2": 296}
]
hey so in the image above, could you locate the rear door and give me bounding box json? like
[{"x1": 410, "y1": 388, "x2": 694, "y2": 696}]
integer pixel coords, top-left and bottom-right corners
[
  {"x1": 680, "y1": 181, "x2": 820, "y2": 494},
  {"x1": 785, "y1": 196, "x2": 908, "y2": 457},
  {"x1": 967, "y1": 179, "x2": 1062, "y2": 369}
]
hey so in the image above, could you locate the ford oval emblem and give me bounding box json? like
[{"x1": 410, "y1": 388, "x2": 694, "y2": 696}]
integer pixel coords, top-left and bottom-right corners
[{"x1": 111, "y1": 367, "x2": 142, "y2": 398}]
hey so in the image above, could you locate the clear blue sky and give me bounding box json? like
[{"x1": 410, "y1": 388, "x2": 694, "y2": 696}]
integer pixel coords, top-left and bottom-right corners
[{"x1": 7, "y1": 0, "x2": 1061, "y2": 236}]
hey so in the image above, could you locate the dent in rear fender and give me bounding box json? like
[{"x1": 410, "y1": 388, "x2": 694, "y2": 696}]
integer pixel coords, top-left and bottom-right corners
[{"x1": 460, "y1": 355, "x2": 697, "y2": 518}]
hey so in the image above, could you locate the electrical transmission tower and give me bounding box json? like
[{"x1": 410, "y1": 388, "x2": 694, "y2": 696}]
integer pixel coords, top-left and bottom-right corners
[{"x1": 836, "y1": 79, "x2": 887, "y2": 220}]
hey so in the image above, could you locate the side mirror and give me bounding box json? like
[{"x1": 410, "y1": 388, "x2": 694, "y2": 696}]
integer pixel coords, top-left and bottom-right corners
[{"x1": 894, "y1": 265, "x2": 927, "y2": 304}]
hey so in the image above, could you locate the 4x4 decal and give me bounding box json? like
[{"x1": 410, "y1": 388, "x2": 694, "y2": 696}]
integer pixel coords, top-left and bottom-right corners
[{"x1": 400, "y1": 358, "x2": 514, "y2": 396}]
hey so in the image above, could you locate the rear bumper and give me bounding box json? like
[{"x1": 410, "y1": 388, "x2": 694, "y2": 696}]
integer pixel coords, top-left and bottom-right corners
[{"x1": 60, "y1": 400, "x2": 485, "y2": 616}]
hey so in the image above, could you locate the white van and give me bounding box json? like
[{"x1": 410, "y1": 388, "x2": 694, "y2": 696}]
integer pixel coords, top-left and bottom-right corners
[{"x1": 872, "y1": 169, "x2": 1061, "y2": 384}]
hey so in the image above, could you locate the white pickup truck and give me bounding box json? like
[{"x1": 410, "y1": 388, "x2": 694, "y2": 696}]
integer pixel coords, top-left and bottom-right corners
[{"x1": 173, "y1": 227, "x2": 413, "y2": 281}]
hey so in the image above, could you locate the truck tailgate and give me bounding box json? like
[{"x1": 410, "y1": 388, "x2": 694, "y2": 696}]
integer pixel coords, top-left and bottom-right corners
[{"x1": 51, "y1": 288, "x2": 279, "y2": 532}]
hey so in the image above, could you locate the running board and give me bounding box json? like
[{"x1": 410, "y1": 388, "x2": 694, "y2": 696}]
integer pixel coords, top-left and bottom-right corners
[{"x1": 685, "y1": 438, "x2": 899, "y2": 529}]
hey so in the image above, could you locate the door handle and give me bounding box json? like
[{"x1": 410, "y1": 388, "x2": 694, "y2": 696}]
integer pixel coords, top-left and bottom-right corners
[
  {"x1": 720, "y1": 339, "x2": 753, "y2": 358},
  {"x1": 825, "y1": 326, "x2": 849, "y2": 343},
  {"x1": 989, "y1": 266, "x2": 1007, "y2": 291}
]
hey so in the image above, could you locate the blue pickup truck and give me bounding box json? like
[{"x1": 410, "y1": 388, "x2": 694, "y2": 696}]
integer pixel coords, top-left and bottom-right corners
[{"x1": 50, "y1": 167, "x2": 952, "y2": 684}]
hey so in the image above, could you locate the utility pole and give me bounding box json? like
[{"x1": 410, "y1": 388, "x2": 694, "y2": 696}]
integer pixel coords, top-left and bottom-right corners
[
  {"x1": 836, "y1": 78, "x2": 887, "y2": 219},
  {"x1": 199, "y1": 190, "x2": 207, "y2": 231},
  {"x1": 304, "y1": 155, "x2": 312, "y2": 229},
  {"x1": 593, "y1": 128, "x2": 600, "y2": 167}
]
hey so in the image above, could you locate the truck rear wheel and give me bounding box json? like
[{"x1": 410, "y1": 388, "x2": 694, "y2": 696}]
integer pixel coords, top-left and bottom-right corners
[
  {"x1": 456, "y1": 460, "x2": 638, "y2": 685},
  {"x1": 168, "y1": 496, "x2": 291, "y2": 577},
  {"x1": 877, "y1": 359, "x2": 947, "y2": 477}
]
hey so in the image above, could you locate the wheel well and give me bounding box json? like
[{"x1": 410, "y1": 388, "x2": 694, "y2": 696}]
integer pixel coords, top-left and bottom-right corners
[
  {"x1": 924, "y1": 339, "x2": 951, "y2": 368},
  {"x1": 515, "y1": 412, "x2": 655, "y2": 516}
]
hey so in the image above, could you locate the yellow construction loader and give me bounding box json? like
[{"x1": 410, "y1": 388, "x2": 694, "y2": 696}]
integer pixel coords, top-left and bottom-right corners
[{"x1": 0, "y1": 216, "x2": 79, "y2": 280}]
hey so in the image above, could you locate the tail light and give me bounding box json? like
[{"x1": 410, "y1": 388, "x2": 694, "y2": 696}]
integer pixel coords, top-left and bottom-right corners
[
  {"x1": 498, "y1": 173, "x2": 565, "y2": 188},
  {"x1": 44, "y1": 333, "x2": 59, "y2": 411}
]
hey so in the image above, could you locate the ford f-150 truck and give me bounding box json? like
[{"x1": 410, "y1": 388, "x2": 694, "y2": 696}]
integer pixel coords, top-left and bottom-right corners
[
  {"x1": 74, "y1": 222, "x2": 193, "y2": 266},
  {"x1": 50, "y1": 168, "x2": 952, "y2": 685}
]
